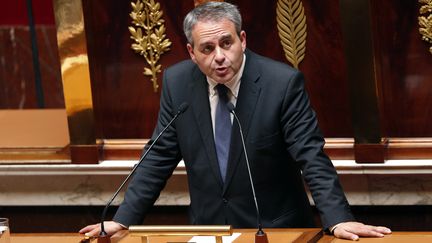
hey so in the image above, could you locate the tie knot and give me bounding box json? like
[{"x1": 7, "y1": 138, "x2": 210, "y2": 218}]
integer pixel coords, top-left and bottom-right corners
[{"x1": 216, "y1": 84, "x2": 230, "y2": 102}]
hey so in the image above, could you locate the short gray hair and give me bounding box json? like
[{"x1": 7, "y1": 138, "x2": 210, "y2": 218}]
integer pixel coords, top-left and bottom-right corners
[{"x1": 183, "y1": 2, "x2": 242, "y2": 45}]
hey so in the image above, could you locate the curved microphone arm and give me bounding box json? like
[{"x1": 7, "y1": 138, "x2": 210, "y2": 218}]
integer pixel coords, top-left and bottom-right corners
[
  {"x1": 99, "y1": 102, "x2": 189, "y2": 236},
  {"x1": 227, "y1": 103, "x2": 263, "y2": 233}
]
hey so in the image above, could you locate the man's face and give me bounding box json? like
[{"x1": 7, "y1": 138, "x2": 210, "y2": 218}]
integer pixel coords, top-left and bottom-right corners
[{"x1": 187, "y1": 19, "x2": 246, "y2": 84}]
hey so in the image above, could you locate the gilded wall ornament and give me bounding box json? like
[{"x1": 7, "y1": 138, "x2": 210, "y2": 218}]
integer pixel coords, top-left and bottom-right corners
[
  {"x1": 419, "y1": 0, "x2": 432, "y2": 54},
  {"x1": 129, "y1": 0, "x2": 172, "y2": 92},
  {"x1": 276, "y1": 0, "x2": 307, "y2": 69}
]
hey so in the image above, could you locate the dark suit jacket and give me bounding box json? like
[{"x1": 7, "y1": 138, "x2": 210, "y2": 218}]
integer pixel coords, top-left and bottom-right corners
[{"x1": 113, "y1": 50, "x2": 354, "y2": 230}]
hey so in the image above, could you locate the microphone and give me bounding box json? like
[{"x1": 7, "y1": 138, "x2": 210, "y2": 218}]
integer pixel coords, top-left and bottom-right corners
[
  {"x1": 226, "y1": 103, "x2": 269, "y2": 243},
  {"x1": 97, "y1": 102, "x2": 189, "y2": 243}
]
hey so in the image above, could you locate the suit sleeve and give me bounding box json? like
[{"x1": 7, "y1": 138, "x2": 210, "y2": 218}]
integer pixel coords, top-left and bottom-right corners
[
  {"x1": 281, "y1": 71, "x2": 355, "y2": 229},
  {"x1": 113, "y1": 71, "x2": 182, "y2": 226}
]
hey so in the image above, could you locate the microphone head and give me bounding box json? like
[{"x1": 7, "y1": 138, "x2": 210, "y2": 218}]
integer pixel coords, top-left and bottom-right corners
[
  {"x1": 177, "y1": 102, "x2": 189, "y2": 114},
  {"x1": 227, "y1": 102, "x2": 235, "y2": 113}
]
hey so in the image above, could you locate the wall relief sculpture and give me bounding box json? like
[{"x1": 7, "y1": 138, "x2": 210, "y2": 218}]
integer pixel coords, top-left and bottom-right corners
[
  {"x1": 419, "y1": 0, "x2": 432, "y2": 55},
  {"x1": 129, "y1": 0, "x2": 172, "y2": 92},
  {"x1": 276, "y1": 0, "x2": 307, "y2": 69}
]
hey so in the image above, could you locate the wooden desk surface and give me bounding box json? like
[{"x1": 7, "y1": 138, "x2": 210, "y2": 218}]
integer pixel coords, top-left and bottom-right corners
[
  {"x1": 9, "y1": 230, "x2": 432, "y2": 243},
  {"x1": 319, "y1": 231, "x2": 432, "y2": 243},
  {"x1": 10, "y1": 229, "x2": 321, "y2": 243}
]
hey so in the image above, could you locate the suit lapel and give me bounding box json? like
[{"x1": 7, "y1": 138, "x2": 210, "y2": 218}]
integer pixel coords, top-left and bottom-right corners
[
  {"x1": 190, "y1": 67, "x2": 224, "y2": 187},
  {"x1": 223, "y1": 53, "x2": 261, "y2": 193}
]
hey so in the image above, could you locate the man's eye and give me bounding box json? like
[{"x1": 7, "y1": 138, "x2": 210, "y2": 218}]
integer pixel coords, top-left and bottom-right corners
[
  {"x1": 202, "y1": 46, "x2": 213, "y2": 54},
  {"x1": 222, "y1": 40, "x2": 232, "y2": 48}
]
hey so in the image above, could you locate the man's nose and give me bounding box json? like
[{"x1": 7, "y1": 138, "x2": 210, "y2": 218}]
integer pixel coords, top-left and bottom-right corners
[{"x1": 214, "y1": 47, "x2": 225, "y2": 63}]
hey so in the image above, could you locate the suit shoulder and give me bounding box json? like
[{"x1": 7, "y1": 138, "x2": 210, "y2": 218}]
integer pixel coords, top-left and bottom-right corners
[
  {"x1": 162, "y1": 59, "x2": 200, "y2": 89},
  {"x1": 246, "y1": 51, "x2": 303, "y2": 90},
  {"x1": 165, "y1": 59, "x2": 197, "y2": 77}
]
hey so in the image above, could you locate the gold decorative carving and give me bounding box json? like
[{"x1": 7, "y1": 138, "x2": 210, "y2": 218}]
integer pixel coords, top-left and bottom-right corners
[
  {"x1": 419, "y1": 0, "x2": 432, "y2": 54},
  {"x1": 129, "y1": 0, "x2": 172, "y2": 92},
  {"x1": 276, "y1": 0, "x2": 307, "y2": 69}
]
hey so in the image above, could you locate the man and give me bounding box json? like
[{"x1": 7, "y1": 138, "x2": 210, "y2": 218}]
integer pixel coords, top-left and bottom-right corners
[{"x1": 81, "y1": 2, "x2": 391, "y2": 240}]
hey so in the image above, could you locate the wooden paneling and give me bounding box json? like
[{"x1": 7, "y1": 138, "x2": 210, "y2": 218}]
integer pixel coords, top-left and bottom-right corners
[
  {"x1": 81, "y1": 0, "x2": 352, "y2": 139},
  {"x1": 371, "y1": 1, "x2": 432, "y2": 137},
  {"x1": 0, "y1": 0, "x2": 61, "y2": 109},
  {"x1": 0, "y1": 0, "x2": 55, "y2": 25},
  {"x1": 2, "y1": 206, "x2": 432, "y2": 233},
  {"x1": 0, "y1": 26, "x2": 64, "y2": 109},
  {"x1": 237, "y1": 0, "x2": 353, "y2": 137},
  {"x1": 99, "y1": 138, "x2": 356, "y2": 161},
  {"x1": 299, "y1": 0, "x2": 353, "y2": 138},
  {"x1": 2, "y1": 0, "x2": 432, "y2": 161},
  {"x1": 82, "y1": 0, "x2": 192, "y2": 139}
]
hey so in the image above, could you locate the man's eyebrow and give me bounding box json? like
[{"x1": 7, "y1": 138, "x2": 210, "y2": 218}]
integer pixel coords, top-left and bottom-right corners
[
  {"x1": 197, "y1": 41, "x2": 214, "y2": 50},
  {"x1": 196, "y1": 33, "x2": 233, "y2": 49},
  {"x1": 219, "y1": 33, "x2": 233, "y2": 40}
]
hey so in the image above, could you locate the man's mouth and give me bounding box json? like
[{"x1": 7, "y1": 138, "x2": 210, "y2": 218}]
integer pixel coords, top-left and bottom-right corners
[{"x1": 215, "y1": 67, "x2": 228, "y2": 75}]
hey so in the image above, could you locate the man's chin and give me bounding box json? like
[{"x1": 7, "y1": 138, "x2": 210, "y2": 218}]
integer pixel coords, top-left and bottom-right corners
[{"x1": 212, "y1": 76, "x2": 233, "y2": 84}]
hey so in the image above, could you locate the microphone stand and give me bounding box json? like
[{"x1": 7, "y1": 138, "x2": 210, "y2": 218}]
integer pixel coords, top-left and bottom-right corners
[
  {"x1": 228, "y1": 104, "x2": 269, "y2": 243},
  {"x1": 97, "y1": 103, "x2": 188, "y2": 243}
]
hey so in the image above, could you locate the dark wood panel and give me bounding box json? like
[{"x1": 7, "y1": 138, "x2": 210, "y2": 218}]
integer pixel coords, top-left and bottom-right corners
[
  {"x1": 226, "y1": 0, "x2": 353, "y2": 138},
  {"x1": 0, "y1": 206, "x2": 189, "y2": 233},
  {"x1": 99, "y1": 138, "x2": 355, "y2": 160},
  {"x1": 82, "y1": 0, "x2": 192, "y2": 139},
  {"x1": 299, "y1": 0, "x2": 353, "y2": 138},
  {"x1": 2, "y1": 205, "x2": 431, "y2": 233},
  {"x1": 0, "y1": 0, "x2": 56, "y2": 25},
  {"x1": 100, "y1": 137, "x2": 432, "y2": 161},
  {"x1": 0, "y1": 26, "x2": 64, "y2": 109},
  {"x1": 386, "y1": 138, "x2": 432, "y2": 160},
  {"x1": 371, "y1": 1, "x2": 432, "y2": 137},
  {"x1": 83, "y1": 0, "x2": 352, "y2": 139},
  {"x1": 4, "y1": 0, "x2": 432, "y2": 161}
]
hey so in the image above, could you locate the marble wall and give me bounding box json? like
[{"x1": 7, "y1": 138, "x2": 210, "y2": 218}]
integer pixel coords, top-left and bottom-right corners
[{"x1": 1, "y1": 160, "x2": 432, "y2": 207}]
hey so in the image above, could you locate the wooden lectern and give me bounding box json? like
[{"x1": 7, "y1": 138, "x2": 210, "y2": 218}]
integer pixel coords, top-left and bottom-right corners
[{"x1": 128, "y1": 225, "x2": 232, "y2": 243}]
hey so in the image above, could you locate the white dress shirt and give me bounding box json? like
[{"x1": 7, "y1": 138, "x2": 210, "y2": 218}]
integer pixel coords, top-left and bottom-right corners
[{"x1": 207, "y1": 54, "x2": 246, "y2": 137}]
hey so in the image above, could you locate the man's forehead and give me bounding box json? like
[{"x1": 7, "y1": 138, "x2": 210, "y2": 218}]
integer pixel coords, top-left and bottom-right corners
[
  {"x1": 192, "y1": 20, "x2": 235, "y2": 41},
  {"x1": 192, "y1": 19, "x2": 236, "y2": 32}
]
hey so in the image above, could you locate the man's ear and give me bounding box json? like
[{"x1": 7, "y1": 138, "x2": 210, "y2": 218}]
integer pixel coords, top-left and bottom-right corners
[
  {"x1": 187, "y1": 43, "x2": 197, "y2": 64},
  {"x1": 240, "y1": 30, "x2": 247, "y2": 52}
]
